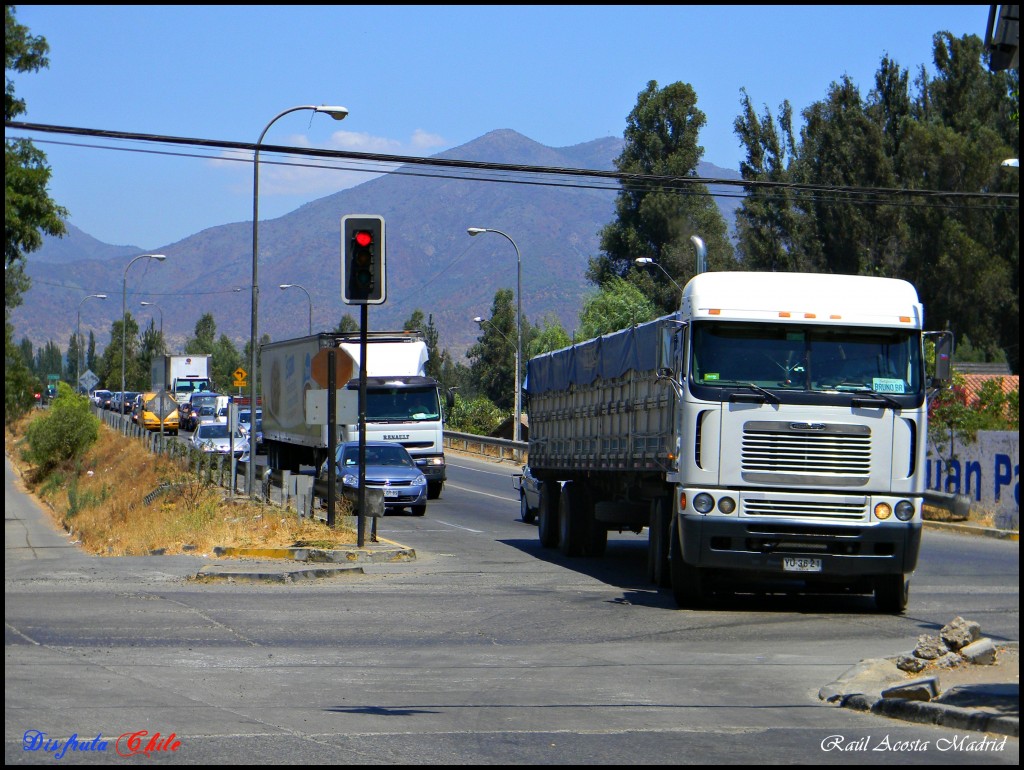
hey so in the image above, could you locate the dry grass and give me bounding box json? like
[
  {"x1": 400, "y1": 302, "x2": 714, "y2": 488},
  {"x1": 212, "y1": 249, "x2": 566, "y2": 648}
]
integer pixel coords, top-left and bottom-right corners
[{"x1": 6, "y1": 411, "x2": 357, "y2": 556}]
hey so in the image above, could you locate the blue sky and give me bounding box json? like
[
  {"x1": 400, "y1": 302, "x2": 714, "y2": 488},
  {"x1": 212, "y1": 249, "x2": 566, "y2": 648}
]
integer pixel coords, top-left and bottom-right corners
[{"x1": 9, "y1": 5, "x2": 991, "y2": 249}]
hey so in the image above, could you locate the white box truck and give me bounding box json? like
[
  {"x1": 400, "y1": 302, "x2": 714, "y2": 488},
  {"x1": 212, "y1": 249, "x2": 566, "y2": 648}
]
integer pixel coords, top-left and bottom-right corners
[
  {"x1": 261, "y1": 331, "x2": 451, "y2": 498},
  {"x1": 525, "y1": 271, "x2": 953, "y2": 612},
  {"x1": 151, "y1": 354, "x2": 213, "y2": 405}
]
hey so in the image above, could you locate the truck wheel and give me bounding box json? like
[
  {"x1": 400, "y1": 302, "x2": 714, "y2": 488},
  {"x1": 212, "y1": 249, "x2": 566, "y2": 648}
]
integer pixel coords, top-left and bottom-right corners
[
  {"x1": 428, "y1": 481, "x2": 443, "y2": 500},
  {"x1": 647, "y1": 497, "x2": 671, "y2": 588},
  {"x1": 558, "y1": 482, "x2": 586, "y2": 557},
  {"x1": 669, "y1": 517, "x2": 707, "y2": 608},
  {"x1": 874, "y1": 574, "x2": 909, "y2": 613},
  {"x1": 520, "y1": 492, "x2": 536, "y2": 524},
  {"x1": 537, "y1": 482, "x2": 560, "y2": 548}
]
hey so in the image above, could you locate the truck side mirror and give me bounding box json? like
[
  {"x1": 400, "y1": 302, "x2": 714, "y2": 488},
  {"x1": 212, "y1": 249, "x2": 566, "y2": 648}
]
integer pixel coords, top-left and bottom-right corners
[{"x1": 927, "y1": 331, "x2": 954, "y2": 386}]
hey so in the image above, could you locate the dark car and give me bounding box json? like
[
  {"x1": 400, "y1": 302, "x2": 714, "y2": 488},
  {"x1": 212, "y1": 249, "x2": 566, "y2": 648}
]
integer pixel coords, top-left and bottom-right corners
[
  {"x1": 512, "y1": 464, "x2": 541, "y2": 524},
  {"x1": 318, "y1": 441, "x2": 428, "y2": 516},
  {"x1": 183, "y1": 391, "x2": 220, "y2": 431}
]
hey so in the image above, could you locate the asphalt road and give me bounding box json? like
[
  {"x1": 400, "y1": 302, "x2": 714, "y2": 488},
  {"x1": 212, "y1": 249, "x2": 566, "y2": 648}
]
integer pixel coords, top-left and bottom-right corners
[{"x1": 5, "y1": 450, "x2": 1019, "y2": 765}]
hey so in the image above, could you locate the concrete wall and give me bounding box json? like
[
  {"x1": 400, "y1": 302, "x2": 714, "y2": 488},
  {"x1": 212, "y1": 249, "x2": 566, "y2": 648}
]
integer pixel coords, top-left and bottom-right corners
[{"x1": 927, "y1": 430, "x2": 1019, "y2": 530}]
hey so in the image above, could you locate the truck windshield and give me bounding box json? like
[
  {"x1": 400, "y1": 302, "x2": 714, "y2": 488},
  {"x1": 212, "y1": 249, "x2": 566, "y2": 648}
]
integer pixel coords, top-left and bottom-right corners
[
  {"x1": 690, "y1": 321, "x2": 922, "y2": 395},
  {"x1": 364, "y1": 386, "x2": 440, "y2": 421}
]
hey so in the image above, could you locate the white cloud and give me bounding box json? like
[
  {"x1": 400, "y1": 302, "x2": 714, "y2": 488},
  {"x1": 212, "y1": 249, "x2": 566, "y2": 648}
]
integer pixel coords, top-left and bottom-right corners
[{"x1": 212, "y1": 129, "x2": 450, "y2": 199}]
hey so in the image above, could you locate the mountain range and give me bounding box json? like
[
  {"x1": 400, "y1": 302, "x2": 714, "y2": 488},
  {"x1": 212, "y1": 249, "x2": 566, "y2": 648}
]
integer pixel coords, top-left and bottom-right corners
[{"x1": 11, "y1": 129, "x2": 742, "y2": 363}]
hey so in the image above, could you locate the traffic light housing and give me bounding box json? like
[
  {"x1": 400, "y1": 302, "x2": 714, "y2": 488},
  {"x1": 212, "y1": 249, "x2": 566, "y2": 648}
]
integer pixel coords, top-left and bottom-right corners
[{"x1": 341, "y1": 215, "x2": 386, "y2": 304}]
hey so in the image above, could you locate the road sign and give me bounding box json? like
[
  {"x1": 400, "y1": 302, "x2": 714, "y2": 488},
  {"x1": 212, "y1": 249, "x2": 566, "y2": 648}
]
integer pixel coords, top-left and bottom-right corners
[
  {"x1": 146, "y1": 389, "x2": 176, "y2": 421},
  {"x1": 233, "y1": 367, "x2": 248, "y2": 388},
  {"x1": 79, "y1": 369, "x2": 99, "y2": 392}
]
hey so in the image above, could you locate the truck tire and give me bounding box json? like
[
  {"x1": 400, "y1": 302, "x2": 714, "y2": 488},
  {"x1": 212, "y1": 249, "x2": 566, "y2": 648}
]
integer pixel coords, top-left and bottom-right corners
[
  {"x1": 669, "y1": 517, "x2": 707, "y2": 608},
  {"x1": 874, "y1": 574, "x2": 909, "y2": 613},
  {"x1": 428, "y1": 481, "x2": 443, "y2": 500},
  {"x1": 558, "y1": 482, "x2": 586, "y2": 557},
  {"x1": 537, "y1": 482, "x2": 560, "y2": 548},
  {"x1": 647, "y1": 497, "x2": 671, "y2": 588}
]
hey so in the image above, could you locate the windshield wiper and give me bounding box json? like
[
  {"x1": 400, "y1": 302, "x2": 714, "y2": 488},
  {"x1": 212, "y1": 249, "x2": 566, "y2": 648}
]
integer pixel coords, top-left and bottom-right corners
[
  {"x1": 746, "y1": 383, "x2": 780, "y2": 403},
  {"x1": 844, "y1": 387, "x2": 902, "y2": 410}
]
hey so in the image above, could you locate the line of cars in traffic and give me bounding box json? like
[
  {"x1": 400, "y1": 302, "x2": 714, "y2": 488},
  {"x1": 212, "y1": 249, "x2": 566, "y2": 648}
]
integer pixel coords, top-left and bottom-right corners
[{"x1": 91, "y1": 389, "x2": 431, "y2": 517}]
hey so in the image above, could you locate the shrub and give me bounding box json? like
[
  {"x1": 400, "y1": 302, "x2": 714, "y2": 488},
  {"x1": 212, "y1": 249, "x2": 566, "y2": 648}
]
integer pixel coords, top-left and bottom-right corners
[
  {"x1": 23, "y1": 382, "x2": 100, "y2": 475},
  {"x1": 447, "y1": 393, "x2": 509, "y2": 436}
]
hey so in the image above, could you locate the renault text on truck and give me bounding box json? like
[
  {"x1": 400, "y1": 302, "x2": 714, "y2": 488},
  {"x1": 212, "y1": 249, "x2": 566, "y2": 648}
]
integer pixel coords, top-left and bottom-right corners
[
  {"x1": 525, "y1": 271, "x2": 952, "y2": 612},
  {"x1": 261, "y1": 330, "x2": 451, "y2": 498}
]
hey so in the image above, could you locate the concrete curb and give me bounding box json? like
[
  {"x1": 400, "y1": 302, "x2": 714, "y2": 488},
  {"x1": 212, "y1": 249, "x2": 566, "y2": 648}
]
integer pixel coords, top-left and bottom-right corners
[
  {"x1": 195, "y1": 538, "x2": 416, "y2": 582},
  {"x1": 923, "y1": 519, "x2": 1019, "y2": 541},
  {"x1": 193, "y1": 564, "x2": 364, "y2": 583},
  {"x1": 821, "y1": 643, "x2": 1019, "y2": 738}
]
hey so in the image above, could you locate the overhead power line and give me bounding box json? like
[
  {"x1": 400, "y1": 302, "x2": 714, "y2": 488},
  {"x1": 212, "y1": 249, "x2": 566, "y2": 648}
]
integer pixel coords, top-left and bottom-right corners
[{"x1": 6, "y1": 120, "x2": 1018, "y2": 211}]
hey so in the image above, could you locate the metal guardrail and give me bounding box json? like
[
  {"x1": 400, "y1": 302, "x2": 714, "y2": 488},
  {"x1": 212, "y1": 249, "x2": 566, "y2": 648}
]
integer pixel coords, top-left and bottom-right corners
[{"x1": 443, "y1": 430, "x2": 527, "y2": 465}]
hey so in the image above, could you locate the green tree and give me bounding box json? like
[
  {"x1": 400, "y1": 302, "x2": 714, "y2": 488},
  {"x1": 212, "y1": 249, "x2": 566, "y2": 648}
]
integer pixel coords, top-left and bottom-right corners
[
  {"x1": 5, "y1": 7, "x2": 67, "y2": 309},
  {"x1": 22, "y1": 382, "x2": 99, "y2": 475},
  {"x1": 86, "y1": 330, "x2": 97, "y2": 375},
  {"x1": 732, "y1": 90, "x2": 805, "y2": 271},
  {"x1": 466, "y1": 289, "x2": 519, "y2": 410},
  {"x1": 5, "y1": 7, "x2": 67, "y2": 421},
  {"x1": 446, "y1": 392, "x2": 508, "y2": 436},
  {"x1": 210, "y1": 334, "x2": 242, "y2": 395},
  {"x1": 5, "y1": 324, "x2": 38, "y2": 422},
  {"x1": 588, "y1": 80, "x2": 735, "y2": 315},
  {"x1": 35, "y1": 339, "x2": 62, "y2": 384},
  {"x1": 138, "y1": 319, "x2": 164, "y2": 391},
  {"x1": 335, "y1": 313, "x2": 359, "y2": 333},
  {"x1": 577, "y1": 277, "x2": 658, "y2": 341},
  {"x1": 98, "y1": 314, "x2": 141, "y2": 390},
  {"x1": 184, "y1": 313, "x2": 217, "y2": 354},
  {"x1": 526, "y1": 313, "x2": 572, "y2": 359},
  {"x1": 733, "y1": 32, "x2": 1018, "y2": 372},
  {"x1": 64, "y1": 331, "x2": 81, "y2": 385}
]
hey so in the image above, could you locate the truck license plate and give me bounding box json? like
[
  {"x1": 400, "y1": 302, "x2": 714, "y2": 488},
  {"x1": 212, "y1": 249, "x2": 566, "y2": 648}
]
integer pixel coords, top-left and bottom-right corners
[{"x1": 783, "y1": 557, "x2": 822, "y2": 573}]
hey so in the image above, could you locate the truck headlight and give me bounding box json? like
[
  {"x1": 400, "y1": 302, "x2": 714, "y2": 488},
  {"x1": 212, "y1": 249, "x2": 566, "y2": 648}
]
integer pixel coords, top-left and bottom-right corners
[
  {"x1": 717, "y1": 496, "x2": 736, "y2": 514},
  {"x1": 894, "y1": 500, "x2": 915, "y2": 521},
  {"x1": 693, "y1": 493, "x2": 715, "y2": 514},
  {"x1": 874, "y1": 502, "x2": 892, "y2": 520}
]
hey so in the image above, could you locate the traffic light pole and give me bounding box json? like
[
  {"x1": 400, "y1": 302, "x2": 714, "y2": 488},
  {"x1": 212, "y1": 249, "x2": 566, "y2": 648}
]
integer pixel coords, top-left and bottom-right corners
[{"x1": 357, "y1": 304, "x2": 368, "y2": 547}]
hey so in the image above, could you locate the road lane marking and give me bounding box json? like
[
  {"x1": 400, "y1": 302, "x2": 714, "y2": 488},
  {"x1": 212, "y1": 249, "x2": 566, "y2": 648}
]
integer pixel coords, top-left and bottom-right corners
[{"x1": 444, "y1": 482, "x2": 517, "y2": 504}]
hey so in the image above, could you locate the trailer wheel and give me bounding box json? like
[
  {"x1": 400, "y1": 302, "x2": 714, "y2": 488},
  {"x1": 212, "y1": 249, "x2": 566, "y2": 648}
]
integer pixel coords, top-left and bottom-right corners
[
  {"x1": 647, "y1": 496, "x2": 671, "y2": 588},
  {"x1": 558, "y1": 482, "x2": 586, "y2": 556},
  {"x1": 537, "y1": 482, "x2": 560, "y2": 548},
  {"x1": 669, "y1": 517, "x2": 707, "y2": 608},
  {"x1": 874, "y1": 574, "x2": 909, "y2": 614}
]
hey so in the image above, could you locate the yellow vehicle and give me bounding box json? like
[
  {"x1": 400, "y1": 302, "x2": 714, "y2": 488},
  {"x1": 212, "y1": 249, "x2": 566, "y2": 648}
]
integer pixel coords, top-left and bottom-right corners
[{"x1": 139, "y1": 391, "x2": 179, "y2": 434}]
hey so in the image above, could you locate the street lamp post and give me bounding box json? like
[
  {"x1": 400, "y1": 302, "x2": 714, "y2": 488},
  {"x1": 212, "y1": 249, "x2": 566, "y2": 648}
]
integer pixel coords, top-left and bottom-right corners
[
  {"x1": 279, "y1": 283, "x2": 312, "y2": 335},
  {"x1": 140, "y1": 301, "x2": 163, "y2": 339},
  {"x1": 122, "y1": 254, "x2": 166, "y2": 401},
  {"x1": 635, "y1": 237, "x2": 706, "y2": 305},
  {"x1": 250, "y1": 105, "x2": 348, "y2": 498},
  {"x1": 467, "y1": 227, "x2": 522, "y2": 443},
  {"x1": 77, "y1": 293, "x2": 107, "y2": 391}
]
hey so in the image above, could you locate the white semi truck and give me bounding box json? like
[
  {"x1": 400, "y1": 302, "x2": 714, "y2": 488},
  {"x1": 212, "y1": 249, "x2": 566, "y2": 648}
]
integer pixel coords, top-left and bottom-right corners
[
  {"x1": 525, "y1": 271, "x2": 953, "y2": 612},
  {"x1": 261, "y1": 330, "x2": 451, "y2": 498}
]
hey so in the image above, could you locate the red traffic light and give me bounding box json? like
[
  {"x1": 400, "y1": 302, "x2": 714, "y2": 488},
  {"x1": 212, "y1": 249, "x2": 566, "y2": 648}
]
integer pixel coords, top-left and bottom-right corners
[{"x1": 355, "y1": 230, "x2": 373, "y2": 247}]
